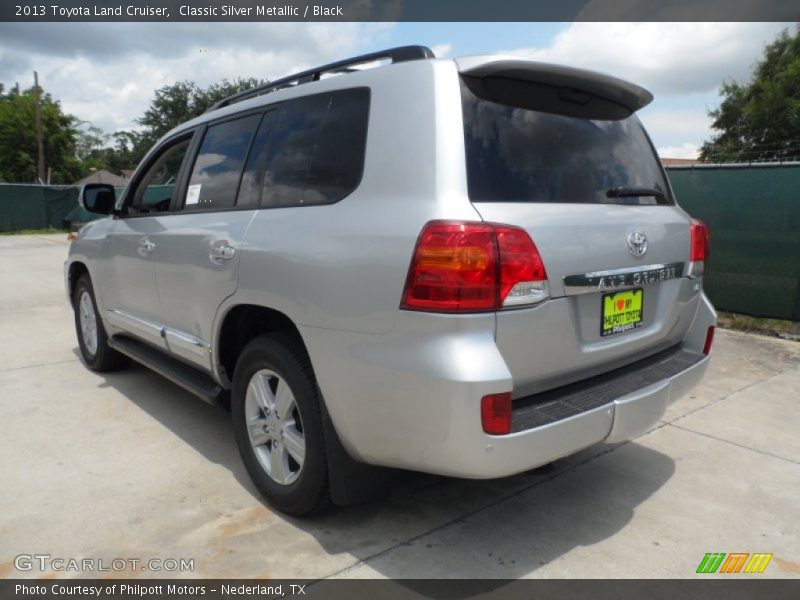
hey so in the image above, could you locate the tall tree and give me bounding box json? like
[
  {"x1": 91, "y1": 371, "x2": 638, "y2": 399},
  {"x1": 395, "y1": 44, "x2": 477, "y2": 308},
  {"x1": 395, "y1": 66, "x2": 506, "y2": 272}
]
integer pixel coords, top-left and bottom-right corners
[
  {"x1": 700, "y1": 27, "x2": 800, "y2": 163},
  {"x1": 0, "y1": 85, "x2": 82, "y2": 183}
]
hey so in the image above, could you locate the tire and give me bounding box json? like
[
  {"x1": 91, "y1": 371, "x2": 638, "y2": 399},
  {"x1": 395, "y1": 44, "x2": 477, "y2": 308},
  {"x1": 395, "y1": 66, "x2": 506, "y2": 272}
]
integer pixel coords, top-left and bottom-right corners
[
  {"x1": 73, "y1": 274, "x2": 130, "y2": 372},
  {"x1": 231, "y1": 333, "x2": 329, "y2": 516}
]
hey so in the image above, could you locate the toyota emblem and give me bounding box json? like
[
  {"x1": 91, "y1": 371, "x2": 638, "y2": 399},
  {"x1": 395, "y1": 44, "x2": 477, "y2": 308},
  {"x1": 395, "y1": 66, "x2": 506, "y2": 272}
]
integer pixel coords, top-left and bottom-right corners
[{"x1": 627, "y1": 231, "x2": 647, "y2": 257}]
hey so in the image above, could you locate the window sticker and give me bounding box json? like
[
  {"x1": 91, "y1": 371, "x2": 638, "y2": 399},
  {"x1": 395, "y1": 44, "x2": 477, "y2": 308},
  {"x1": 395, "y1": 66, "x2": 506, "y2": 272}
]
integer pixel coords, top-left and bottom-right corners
[{"x1": 186, "y1": 184, "x2": 201, "y2": 205}]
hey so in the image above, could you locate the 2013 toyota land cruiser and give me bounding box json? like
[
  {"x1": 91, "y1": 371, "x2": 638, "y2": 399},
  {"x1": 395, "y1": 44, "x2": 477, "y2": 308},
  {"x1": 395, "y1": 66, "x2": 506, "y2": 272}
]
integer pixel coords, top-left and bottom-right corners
[{"x1": 66, "y1": 46, "x2": 716, "y2": 515}]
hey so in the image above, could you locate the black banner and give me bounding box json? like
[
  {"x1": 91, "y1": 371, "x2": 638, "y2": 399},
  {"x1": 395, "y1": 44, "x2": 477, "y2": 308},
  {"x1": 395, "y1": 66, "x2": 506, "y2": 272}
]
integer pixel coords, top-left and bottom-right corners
[
  {"x1": 2, "y1": 580, "x2": 800, "y2": 600},
  {"x1": 2, "y1": 0, "x2": 799, "y2": 22}
]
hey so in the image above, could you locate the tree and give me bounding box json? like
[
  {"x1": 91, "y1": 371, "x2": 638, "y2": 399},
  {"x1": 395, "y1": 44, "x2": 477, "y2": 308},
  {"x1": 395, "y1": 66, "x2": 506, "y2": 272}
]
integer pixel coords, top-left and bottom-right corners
[
  {"x1": 700, "y1": 27, "x2": 800, "y2": 163},
  {"x1": 125, "y1": 78, "x2": 264, "y2": 164},
  {"x1": 0, "y1": 86, "x2": 83, "y2": 183},
  {"x1": 0, "y1": 77, "x2": 268, "y2": 182}
]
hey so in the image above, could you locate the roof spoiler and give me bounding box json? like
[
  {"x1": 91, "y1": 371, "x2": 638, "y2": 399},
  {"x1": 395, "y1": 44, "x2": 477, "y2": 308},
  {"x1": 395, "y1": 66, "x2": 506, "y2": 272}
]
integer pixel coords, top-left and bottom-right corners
[{"x1": 456, "y1": 56, "x2": 653, "y2": 118}]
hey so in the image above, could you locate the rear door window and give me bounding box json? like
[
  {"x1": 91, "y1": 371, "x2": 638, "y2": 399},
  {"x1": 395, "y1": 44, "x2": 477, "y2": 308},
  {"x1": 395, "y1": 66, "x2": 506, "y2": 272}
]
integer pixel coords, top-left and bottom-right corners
[
  {"x1": 236, "y1": 110, "x2": 278, "y2": 209},
  {"x1": 460, "y1": 78, "x2": 673, "y2": 206},
  {"x1": 183, "y1": 113, "x2": 260, "y2": 210}
]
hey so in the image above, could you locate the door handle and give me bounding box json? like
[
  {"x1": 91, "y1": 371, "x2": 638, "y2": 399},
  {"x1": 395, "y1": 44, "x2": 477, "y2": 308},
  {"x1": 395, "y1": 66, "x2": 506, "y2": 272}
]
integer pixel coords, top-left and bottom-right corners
[
  {"x1": 210, "y1": 240, "x2": 236, "y2": 263},
  {"x1": 138, "y1": 238, "x2": 155, "y2": 257}
]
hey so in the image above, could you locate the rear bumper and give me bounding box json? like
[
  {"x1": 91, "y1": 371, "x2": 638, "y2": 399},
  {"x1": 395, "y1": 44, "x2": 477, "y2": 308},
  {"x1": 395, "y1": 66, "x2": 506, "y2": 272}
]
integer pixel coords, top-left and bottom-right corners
[
  {"x1": 300, "y1": 293, "x2": 715, "y2": 479},
  {"x1": 454, "y1": 351, "x2": 709, "y2": 479}
]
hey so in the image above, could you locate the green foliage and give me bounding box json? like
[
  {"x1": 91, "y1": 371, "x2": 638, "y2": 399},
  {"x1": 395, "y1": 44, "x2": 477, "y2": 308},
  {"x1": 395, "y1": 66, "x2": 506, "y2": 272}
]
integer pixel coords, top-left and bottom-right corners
[
  {"x1": 0, "y1": 77, "x2": 265, "y2": 183},
  {"x1": 700, "y1": 28, "x2": 800, "y2": 163},
  {"x1": 125, "y1": 78, "x2": 265, "y2": 165},
  {"x1": 0, "y1": 87, "x2": 83, "y2": 183}
]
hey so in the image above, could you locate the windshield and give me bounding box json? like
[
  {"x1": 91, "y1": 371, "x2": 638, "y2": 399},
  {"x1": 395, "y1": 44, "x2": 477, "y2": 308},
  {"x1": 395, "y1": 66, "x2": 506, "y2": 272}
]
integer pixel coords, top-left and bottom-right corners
[{"x1": 460, "y1": 77, "x2": 673, "y2": 206}]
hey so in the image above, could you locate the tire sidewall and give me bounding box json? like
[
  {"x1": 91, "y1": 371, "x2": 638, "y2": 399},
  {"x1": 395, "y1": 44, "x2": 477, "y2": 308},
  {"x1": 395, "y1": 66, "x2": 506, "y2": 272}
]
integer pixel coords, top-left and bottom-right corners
[
  {"x1": 231, "y1": 335, "x2": 326, "y2": 515},
  {"x1": 73, "y1": 277, "x2": 103, "y2": 368}
]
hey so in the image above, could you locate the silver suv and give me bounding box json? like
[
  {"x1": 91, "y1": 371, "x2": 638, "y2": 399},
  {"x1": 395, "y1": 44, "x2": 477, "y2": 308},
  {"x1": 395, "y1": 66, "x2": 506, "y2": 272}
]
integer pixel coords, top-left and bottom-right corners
[{"x1": 66, "y1": 46, "x2": 716, "y2": 515}]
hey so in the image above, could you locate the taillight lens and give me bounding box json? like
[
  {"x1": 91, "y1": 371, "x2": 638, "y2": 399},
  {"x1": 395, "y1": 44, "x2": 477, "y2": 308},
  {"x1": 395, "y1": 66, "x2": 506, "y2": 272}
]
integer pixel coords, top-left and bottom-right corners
[
  {"x1": 481, "y1": 392, "x2": 512, "y2": 435},
  {"x1": 703, "y1": 326, "x2": 715, "y2": 355},
  {"x1": 401, "y1": 221, "x2": 548, "y2": 312},
  {"x1": 496, "y1": 226, "x2": 548, "y2": 307},
  {"x1": 690, "y1": 219, "x2": 710, "y2": 263}
]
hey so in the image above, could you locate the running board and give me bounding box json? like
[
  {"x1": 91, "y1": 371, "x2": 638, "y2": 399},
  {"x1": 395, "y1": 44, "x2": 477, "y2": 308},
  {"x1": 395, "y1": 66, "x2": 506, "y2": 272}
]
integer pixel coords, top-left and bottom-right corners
[{"x1": 109, "y1": 335, "x2": 225, "y2": 405}]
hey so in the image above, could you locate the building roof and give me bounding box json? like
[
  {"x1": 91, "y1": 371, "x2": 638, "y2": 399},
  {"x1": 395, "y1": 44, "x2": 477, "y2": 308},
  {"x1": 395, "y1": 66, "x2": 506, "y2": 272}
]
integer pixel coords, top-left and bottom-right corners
[
  {"x1": 661, "y1": 158, "x2": 700, "y2": 167},
  {"x1": 74, "y1": 169, "x2": 129, "y2": 187}
]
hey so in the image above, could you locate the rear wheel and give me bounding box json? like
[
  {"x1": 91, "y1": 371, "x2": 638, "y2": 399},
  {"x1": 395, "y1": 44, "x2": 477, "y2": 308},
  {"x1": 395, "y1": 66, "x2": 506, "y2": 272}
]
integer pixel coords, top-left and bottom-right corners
[
  {"x1": 73, "y1": 275, "x2": 129, "y2": 372},
  {"x1": 231, "y1": 333, "x2": 329, "y2": 516}
]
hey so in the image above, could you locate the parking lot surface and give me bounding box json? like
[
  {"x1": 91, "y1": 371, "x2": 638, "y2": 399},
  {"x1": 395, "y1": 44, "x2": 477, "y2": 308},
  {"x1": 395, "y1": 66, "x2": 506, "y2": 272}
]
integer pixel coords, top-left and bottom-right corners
[{"x1": 1, "y1": 234, "x2": 798, "y2": 579}]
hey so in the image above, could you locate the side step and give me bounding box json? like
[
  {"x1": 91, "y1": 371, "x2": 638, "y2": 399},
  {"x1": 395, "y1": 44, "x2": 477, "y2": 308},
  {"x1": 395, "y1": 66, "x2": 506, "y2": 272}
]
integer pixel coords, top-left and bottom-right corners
[{"x1": 109, "y1": 335, "x2": 225, "y2": 405}]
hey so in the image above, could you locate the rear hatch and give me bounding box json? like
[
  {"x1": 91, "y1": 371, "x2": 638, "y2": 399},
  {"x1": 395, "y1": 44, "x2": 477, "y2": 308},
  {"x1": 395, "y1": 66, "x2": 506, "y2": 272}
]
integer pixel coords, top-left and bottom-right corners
[{"x1": 456, "y1": 58, "x2": 699, "y2": 396}]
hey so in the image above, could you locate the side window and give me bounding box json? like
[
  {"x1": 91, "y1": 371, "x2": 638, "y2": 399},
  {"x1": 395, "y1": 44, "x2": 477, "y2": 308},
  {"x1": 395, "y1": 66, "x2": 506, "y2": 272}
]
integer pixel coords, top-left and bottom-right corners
[
  {"x1": 183, "y1": 114, "x2": 260, "y2": 211},
  {"x1": 237, "y1": 110, "x2": 277, "y2": 208},
  {"x1": 129, "y1": 137, "x2": 191, "y2": 214},
  {"x1": 261, "y1": 88, "x2": 369, "y2": 208}
]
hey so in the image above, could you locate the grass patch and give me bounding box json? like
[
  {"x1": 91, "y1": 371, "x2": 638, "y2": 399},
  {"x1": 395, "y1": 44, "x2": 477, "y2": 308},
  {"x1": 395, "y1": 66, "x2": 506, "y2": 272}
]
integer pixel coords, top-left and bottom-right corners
[
  {"x1": 0, "y1": 226, "x2": 69, "y2": 236},
  {"x1": 718, "y1": 311, "x2": 798, "y2": 338}
]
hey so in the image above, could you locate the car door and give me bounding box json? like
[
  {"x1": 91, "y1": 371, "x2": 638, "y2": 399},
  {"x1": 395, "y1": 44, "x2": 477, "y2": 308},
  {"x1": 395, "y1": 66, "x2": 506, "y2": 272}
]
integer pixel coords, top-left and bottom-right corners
[
  {"x1": 152, "y1": 110, "x2": 274, "y2": 372},
  {"x1": 97, "y1": 133, "x2": 195, "y2": 351}
]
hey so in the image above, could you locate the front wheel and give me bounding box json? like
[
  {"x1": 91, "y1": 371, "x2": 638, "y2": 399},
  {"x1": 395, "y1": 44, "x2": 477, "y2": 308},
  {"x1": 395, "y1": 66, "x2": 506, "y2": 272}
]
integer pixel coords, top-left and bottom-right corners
[
  {"x1": 72, "y1": 275, "x2": 129, "y2": 372},
  {"x1": 231, "y1": 333, "x2": 329, "y2": 516}
]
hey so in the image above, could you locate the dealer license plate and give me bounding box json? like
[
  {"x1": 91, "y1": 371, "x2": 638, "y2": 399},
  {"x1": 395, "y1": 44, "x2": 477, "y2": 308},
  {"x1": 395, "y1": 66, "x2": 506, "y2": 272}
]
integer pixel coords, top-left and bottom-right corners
[{"x1": 601, "y1": 289, "x2": 643, "y2": 337}]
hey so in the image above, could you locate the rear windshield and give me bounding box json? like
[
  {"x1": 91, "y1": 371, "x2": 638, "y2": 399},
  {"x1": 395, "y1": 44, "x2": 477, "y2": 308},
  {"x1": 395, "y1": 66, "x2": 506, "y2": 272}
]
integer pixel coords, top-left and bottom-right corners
[{"x1": 460, "y1": 78, "x2": 673, "y2": 205}]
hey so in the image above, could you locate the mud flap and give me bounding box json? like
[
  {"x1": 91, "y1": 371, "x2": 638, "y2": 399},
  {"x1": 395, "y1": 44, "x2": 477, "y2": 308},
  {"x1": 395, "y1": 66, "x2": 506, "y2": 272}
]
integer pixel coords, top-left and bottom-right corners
[{"x1": 321, "y1": 400, "x2": 395, "y2": 506}]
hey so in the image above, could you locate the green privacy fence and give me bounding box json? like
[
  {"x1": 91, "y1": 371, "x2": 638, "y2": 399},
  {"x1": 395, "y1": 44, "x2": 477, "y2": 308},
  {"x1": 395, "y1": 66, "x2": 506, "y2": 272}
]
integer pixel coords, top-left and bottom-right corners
[
  {"x1": 0, "y1": 184, "x2": 80, "y2": 232},
  {"x1": 0, "y1": 184, "x2": 174, "y2": 232},
  {"x1": 667, "y1": 164, "x2": 800, "y2": 322}
]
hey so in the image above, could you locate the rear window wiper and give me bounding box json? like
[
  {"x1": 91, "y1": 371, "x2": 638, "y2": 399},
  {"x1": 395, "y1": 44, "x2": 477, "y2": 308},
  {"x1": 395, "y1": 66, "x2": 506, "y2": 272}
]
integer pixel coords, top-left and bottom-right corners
[{"x1": 606, "y1": 186, "x2": 665, "y2": 201}]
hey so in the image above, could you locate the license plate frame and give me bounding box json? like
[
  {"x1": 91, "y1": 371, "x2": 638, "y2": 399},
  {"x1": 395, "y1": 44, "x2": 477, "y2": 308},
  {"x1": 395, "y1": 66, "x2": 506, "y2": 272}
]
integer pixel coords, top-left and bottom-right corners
[{"x1": 601, "y1": 288, "x2": 644, "y2": 337}]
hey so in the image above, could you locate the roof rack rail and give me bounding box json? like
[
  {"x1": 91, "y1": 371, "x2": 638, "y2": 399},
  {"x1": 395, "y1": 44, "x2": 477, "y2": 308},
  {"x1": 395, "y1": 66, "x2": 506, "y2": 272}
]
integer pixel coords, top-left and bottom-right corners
[{"x1": 207, "y1": 45, "x2": 435, "y2": 112}]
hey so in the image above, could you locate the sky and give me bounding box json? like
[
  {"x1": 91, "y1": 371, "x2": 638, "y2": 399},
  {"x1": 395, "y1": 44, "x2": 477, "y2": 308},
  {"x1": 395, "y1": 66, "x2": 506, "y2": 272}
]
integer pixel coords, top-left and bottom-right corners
[{"x1": 0, "y1": 21, "x2": 792, "y2": 158}]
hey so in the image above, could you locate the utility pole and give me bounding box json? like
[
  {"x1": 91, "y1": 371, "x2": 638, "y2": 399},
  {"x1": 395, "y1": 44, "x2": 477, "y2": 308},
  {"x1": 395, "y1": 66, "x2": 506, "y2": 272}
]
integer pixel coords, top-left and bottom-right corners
[{"x1": 33, "y1": 71, "x2": 45, "y2": 184}]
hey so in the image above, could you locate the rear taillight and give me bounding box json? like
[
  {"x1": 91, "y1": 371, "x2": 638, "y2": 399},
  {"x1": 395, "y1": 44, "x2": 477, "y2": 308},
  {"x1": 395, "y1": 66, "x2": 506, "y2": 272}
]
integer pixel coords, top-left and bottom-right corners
[
  {"x1": 689, "y1": 219, "x2": 710, "y2": 276},
  {"x1": 481, "y1": 392, "x2": 512, "y2": 435},
  {"x1": 401, "y1": 221, "x2": 548, "y2": 312},
  {"x1": 703, "y1": 326, "x2": 715, "y2": 355}
]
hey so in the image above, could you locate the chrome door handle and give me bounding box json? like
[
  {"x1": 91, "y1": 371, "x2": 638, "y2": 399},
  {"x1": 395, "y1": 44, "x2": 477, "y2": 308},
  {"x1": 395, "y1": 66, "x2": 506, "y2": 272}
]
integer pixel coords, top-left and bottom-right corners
[
  {"x1": 210, "y1": 241, "x2": 236, "y2": 263},
  {"x1": 138, "y1": 238, "x2": 155, "y2": 257}
]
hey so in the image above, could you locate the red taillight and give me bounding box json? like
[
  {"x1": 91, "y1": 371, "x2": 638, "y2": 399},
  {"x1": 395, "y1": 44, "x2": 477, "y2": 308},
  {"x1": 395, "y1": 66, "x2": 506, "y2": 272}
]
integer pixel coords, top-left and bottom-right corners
[
  {"x1": 401, "y1": 221, "x2": 548, "y2": 312},
  {"x1": 481, "y1": 392, "x2": 512, "y2": 435},
  {"x1": 495, "y1": 226, "x2": 547, "y2": 307},
  {"x1": 690, "y1": 219, "x2": 710, "y2": 263},
  {"x1": 703, "y1": 325, "x2": 715, "y2": 355}
]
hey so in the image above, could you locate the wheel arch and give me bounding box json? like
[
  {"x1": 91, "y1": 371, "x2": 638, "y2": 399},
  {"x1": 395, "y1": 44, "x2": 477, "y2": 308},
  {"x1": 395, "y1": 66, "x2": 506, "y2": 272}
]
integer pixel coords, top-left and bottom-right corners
[
  {"x1": 67, "y1": 260, "x2": 90, "y2": 307},
  {"x1": 215, "y1": 304, "x2": 308, "y2": 389}
]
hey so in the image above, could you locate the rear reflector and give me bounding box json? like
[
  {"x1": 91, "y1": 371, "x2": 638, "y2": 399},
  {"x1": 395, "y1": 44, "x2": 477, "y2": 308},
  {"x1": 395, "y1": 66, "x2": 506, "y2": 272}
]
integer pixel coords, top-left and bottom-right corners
[
  {"x1": 401, "y1": 221, "x2": 548, "y2": 312},
  {"x1": 703, "y1": 326, "x2": 715, "y2": 355},
  {"x1": 690, "y1": 219, "x2": 710, "y2": 263},
  {"x1": 481, "y1": 392, "x2": 512, "y2": 435}
]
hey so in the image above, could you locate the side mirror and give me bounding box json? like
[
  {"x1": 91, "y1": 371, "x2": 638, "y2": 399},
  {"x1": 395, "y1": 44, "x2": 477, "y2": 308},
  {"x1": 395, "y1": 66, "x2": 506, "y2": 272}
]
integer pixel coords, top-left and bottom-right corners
[{"x1": 79, "y1": 184, "x2": 116, "y2": 215}]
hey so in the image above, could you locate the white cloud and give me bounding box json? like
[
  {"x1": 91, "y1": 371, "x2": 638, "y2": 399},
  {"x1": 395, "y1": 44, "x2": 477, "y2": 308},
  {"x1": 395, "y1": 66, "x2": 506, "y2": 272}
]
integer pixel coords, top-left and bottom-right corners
[
  {"x1": 431, "y1": 43, "x2": 452, "y2": 58},
  {"x1": 638, "y1": 108, "x2": 712, "y2": 146},
  {"x1": 0, "y1": 23, "x2": 391, "y2": 133},
  {"x1": 657, "y1": 143, "x2": 700, "y2": 159},
  {"x1": 503, "y1": 22, "x2": 788, "y2": 95}
]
